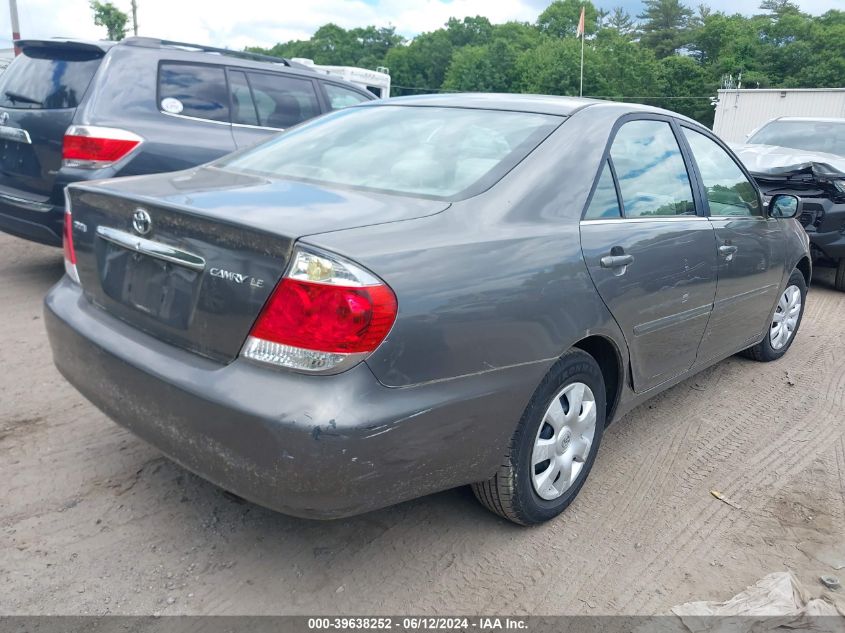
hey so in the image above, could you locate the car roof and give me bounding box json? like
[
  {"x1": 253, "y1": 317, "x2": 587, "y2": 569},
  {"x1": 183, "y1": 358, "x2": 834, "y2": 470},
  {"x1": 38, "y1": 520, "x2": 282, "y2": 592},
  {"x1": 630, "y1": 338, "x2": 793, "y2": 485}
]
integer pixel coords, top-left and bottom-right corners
[
  {"x1": 361, "y1": 93, "x2": 700, "y2": 122},
  {"x1": 15, "y1": 36, "x2": 373, "y2": 95},
  {"x1": 772, "y1": 116, "x2": 845, "y2": 123},
  {"x1": 363, "y1": 93, "x2": 600, "y2": 115}
]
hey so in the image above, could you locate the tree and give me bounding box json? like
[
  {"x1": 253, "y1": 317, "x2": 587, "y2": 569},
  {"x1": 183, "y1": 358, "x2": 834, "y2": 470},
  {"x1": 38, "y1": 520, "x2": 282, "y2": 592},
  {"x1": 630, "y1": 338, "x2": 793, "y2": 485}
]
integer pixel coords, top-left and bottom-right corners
[
  {"x1": 655, "y1": 55, "x2": 714, "y2": 124},
  {"x1": 538, "y1": 0, "x2": 600, "y2": 38},
  {"x1": 445, "y1": 16, "x2": 494, "y2": 47},
  {"x1": 244, "y1": 5, "x2": 845, "y2": 126},
  {"x1": 90, "y1": 1, "x2": 128, "y2": 41},
  {"x1": 604, "y1": 7, "x2": 636, "y2": 37},
  {"x1": 384, "y1": 29, "x2": 455, "y2": 95},
  {"x1": 759, "y1": 0, "x2": 800, "y2": 15},
  {"x1": 638, "y1": 0, "x2": 694, "y2": 58}
]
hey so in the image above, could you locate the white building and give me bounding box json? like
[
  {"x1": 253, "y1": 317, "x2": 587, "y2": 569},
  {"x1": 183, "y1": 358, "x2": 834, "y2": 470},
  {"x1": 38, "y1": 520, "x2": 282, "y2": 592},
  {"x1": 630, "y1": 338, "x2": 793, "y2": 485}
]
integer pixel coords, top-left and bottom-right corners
[{"x1": 713, "y1": 88, "x2": 845, "y2": 142}]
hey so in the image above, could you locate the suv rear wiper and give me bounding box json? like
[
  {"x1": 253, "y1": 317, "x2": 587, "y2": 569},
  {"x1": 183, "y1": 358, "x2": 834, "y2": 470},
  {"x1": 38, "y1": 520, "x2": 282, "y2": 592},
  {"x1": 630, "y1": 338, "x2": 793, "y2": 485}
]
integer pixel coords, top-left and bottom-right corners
[{"x1": 4, "y1": 91, "x2": 41, "y2": 106}]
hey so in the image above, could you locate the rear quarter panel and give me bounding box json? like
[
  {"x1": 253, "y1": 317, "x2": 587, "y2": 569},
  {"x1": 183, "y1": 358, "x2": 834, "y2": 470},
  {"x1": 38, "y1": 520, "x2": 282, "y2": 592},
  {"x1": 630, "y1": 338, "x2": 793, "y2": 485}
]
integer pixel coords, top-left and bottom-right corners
[{"x1": 305, "y1": 104, "x2": 633, "y2": 389}]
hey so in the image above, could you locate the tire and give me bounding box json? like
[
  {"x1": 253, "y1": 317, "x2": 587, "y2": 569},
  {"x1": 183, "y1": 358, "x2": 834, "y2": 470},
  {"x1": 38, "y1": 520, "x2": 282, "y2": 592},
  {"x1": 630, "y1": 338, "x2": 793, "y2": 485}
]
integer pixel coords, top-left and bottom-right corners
[
  {"x1": 743, "y1": 270, "x2": 807, "y2": 362},
  {"x1": 472, "y1": 349, "x2": 606, "y2": 526},
  {"x1": 835, "y1": 259, "x2": 845, "y2": 292}
]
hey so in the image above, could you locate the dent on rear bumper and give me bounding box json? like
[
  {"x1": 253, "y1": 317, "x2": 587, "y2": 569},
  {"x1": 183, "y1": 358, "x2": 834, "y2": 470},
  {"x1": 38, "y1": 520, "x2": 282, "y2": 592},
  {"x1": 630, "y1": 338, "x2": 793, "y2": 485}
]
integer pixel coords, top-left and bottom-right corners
[{"x1": 44, "y1": 277, "x2": 547, "y2": 519}]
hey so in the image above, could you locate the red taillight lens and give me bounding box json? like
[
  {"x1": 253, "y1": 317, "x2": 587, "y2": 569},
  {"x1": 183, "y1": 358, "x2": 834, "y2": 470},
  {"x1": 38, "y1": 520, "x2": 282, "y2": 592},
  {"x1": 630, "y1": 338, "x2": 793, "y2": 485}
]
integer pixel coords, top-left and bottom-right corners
[
  {"x1": 62, "y1": 210, "x2": 76, "y2": 265},
  {"x1": 252, "y1": 278, "x2": 397, "y2": 354},
  {"x1": 62, "y1": 125, "x2": 142, "y2": 168},
  {"x1": 242, "y1": 247, "x2": 397, "y2": 373},
  {"x1": 62, "y1": 200, "x2": 80, "y2": 284}
]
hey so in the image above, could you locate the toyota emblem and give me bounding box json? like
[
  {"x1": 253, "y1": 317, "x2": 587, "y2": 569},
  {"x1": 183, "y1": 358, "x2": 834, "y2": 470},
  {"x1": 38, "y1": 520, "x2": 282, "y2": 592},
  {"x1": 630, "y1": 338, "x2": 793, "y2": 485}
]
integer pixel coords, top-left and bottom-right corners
[
  {"x1": 0, "y1": 112, "x2": 8, "y2": 125},
  {"x1": 132, "y1": 208, "x2": 152, "y2": 236}
]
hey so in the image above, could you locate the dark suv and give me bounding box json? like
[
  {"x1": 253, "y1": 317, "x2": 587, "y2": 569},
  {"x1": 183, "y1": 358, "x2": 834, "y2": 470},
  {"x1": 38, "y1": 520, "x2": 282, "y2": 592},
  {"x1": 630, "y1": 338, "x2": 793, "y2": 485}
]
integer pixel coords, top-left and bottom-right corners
[{"x1": 0, "y1": 37, "x2": 376, "y2": 246}]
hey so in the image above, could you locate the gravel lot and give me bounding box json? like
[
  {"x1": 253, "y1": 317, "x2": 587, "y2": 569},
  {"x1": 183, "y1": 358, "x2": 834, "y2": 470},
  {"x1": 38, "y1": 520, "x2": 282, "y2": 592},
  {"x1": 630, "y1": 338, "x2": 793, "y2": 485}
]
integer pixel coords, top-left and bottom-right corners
[{"x1": 1, "y1": 232, "x2": 844, "y2": 615}]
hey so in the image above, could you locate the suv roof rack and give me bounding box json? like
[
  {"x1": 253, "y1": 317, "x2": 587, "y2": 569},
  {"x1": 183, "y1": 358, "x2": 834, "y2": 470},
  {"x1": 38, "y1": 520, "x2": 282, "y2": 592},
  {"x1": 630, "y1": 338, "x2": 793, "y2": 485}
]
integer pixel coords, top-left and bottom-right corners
[{"x1": 121, "y1": 36, "x2": 302, "y2": 68}]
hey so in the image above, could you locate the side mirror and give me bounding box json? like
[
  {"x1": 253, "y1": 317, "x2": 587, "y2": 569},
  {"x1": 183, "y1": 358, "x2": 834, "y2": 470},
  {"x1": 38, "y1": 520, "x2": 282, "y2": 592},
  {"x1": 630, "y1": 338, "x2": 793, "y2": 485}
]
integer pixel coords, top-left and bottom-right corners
[{"x1": 768, "y1": 194, "x2": 802, "y2": 219}]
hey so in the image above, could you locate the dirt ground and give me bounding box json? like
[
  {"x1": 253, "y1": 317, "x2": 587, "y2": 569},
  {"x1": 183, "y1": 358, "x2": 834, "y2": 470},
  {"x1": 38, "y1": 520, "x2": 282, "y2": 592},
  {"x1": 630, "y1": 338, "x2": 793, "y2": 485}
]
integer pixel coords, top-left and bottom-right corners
[{"x1": 1, "y1": 232, "x2": 843, "y2": 616}]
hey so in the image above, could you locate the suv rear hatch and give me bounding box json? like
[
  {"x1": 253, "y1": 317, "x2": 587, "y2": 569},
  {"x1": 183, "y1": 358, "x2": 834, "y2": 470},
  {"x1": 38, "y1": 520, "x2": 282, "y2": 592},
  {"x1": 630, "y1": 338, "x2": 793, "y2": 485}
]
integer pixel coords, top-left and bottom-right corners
[
  {"x1": 66, "y1": 167, "x2": 449, "y2": 363},
  {"x1": 0, "y1": 40, "x2": 106, "y2": 202}
]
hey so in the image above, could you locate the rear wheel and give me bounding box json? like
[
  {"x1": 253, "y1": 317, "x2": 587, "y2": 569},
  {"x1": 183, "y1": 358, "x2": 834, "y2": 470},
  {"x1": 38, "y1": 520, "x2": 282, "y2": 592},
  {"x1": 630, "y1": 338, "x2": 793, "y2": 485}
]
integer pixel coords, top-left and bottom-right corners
[
  {"x1": 472, "y1": 350, "x2": 606, "y2": 526},
  {"x1": 743, "y1": 270, "x2": 807, "y2": 362},
  {"x1": 835, "y1": 259, "x2": 845, "y2": 292}
]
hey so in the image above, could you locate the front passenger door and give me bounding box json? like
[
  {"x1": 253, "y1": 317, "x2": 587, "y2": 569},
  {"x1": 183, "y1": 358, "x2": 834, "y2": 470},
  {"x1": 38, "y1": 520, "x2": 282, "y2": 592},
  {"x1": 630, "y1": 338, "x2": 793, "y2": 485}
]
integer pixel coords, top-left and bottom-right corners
[
  {"x1": 681, "y1": 127, "x2": 785, "y2": 364},
  {"x1": 580, "y1": 119, "x2": 719, "y2": 393}
]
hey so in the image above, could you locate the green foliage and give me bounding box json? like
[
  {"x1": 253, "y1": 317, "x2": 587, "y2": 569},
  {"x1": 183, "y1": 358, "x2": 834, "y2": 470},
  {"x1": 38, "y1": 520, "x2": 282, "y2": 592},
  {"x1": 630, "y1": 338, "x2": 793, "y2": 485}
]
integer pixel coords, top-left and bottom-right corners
[
  {"x1": 638, "y1": 0, "x2": 694, "y2": 58},
  {"x1": 604, "y1": 7, "x2": 636, "y2": 38},
  {"x1": 90, "y1": 0, "x2": 128, "y2": 41},
  {"x1": 538, "y1": 0, "x2": 600, "y2": 37},
  {"x1": 246, "y1": 4, "x2": 845, "y2": 125}
]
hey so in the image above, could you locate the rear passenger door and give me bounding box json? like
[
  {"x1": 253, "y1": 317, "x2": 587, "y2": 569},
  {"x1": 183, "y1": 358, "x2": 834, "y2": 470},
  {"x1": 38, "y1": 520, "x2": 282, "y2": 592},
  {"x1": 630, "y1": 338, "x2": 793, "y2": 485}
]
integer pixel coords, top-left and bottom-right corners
[
  {"x1": 580, "y1": 117, "x2": 719, "y2": 393},
  {"x1": 228, "y1": 69, "x2": 322, "y2": 149},
  {"x1": 156, "y1": 62, "x2": 237, "y2": 166},
  {"x1": 680, "y1": 127, "x2": 785, "y2": 364}
]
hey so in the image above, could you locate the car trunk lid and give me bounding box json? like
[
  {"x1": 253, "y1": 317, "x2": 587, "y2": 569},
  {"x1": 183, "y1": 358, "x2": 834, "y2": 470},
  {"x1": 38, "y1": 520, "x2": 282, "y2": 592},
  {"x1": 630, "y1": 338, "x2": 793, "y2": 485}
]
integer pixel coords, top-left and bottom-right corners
[
  {"x1": 67, "y1": 167, "x2": 449, "y2": 363},
  {"x1": 0, "y1": 40, "x2": 105, "y2": 200}
]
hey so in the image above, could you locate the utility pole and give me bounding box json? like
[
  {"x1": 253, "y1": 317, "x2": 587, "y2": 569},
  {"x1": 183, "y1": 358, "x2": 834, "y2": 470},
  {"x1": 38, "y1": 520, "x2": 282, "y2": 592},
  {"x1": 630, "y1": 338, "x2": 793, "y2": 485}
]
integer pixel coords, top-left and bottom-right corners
[
  {"x1": 130, "y1": 0, "x2": 138, "y2": 35},
  {"x1": 9, "y1": 0, "x2": 21, "y2": 55}
]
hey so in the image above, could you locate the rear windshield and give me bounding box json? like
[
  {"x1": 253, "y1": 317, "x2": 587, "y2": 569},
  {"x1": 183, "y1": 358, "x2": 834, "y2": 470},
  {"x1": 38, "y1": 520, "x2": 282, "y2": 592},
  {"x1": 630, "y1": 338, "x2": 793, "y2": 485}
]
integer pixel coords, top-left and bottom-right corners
[
  {"x1": 217, "y1": 105, "x2": 562, "y2": 199},
  {"x1": 0, "y1": 47, "x2": 102, "y2": 110},
  {"x1": 748, "y1": 120, "x2": 845, "y2": 157}
]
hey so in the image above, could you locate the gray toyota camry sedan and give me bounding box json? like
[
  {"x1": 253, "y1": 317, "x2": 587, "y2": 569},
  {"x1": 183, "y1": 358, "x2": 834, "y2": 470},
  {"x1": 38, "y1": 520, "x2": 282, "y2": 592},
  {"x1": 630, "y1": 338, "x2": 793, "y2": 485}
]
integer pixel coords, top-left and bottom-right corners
[{"x1": 45, "y1": 94, "x2": 810, "y2": 525}]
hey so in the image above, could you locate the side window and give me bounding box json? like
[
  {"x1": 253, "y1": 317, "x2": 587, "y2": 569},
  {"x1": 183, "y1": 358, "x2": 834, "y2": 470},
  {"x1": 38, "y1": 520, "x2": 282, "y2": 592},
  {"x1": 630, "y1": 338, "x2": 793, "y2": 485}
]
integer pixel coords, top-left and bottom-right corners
[
  {"x1": 610, "y1": 120, "x2": 696, "y2": 218},
  {"x1": 246, "y1": 73, "x2": 321, "y2": 129},
  {"x1": 228, "y1": 70, "x2": 258, "y2": 126},
  {"x1": 683, "y1": 128, "x2": 761, "y2": 217},
  {"x1": 584, "y1": 160, "x2": 622, "y2": 220},
  {"x1": 158, "y1": 63, "x2": 229, "y2": 123},
  {"x1": 324, "y1": 83, "x2": 371, "y2": 110}
]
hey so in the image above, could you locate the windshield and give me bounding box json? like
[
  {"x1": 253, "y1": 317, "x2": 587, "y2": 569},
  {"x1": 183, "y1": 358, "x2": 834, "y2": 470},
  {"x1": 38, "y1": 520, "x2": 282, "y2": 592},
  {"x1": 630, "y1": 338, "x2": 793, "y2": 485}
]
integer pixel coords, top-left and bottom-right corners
[
  {"x1": 748, "y1": 120, "x2": 845, "y2": 157},
  {"x1": 218, "y1": 105, "x2": 562, "y2": 199},
  {"x1": 0, "y1": 47, "x2": 102, "y2": 110}
]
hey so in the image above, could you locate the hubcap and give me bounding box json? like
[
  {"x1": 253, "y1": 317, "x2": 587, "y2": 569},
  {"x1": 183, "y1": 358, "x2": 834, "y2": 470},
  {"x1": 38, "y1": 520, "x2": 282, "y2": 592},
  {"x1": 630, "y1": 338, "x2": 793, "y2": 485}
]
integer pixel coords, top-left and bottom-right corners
[
  {"x1": 532, "y1": 382, "x2": 597, "y2": 501},
  {"x1": 770, "y1": 285, "x2": 802, "y2": 350}
]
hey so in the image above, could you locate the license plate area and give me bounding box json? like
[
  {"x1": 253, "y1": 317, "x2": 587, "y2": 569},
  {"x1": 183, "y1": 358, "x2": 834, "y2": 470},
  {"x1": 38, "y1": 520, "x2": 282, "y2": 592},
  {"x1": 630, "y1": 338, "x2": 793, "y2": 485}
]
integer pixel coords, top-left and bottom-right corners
[{"x1": 98, "y1": 241, "x2": 200, "y2": 330}]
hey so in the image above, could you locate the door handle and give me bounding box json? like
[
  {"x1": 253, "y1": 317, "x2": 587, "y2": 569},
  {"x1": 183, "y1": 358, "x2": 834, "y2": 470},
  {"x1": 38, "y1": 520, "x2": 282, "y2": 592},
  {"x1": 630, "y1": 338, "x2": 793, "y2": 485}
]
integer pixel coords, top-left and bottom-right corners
[{"x1": 600, "y1": 254, "x2": 634, "y2": 269}]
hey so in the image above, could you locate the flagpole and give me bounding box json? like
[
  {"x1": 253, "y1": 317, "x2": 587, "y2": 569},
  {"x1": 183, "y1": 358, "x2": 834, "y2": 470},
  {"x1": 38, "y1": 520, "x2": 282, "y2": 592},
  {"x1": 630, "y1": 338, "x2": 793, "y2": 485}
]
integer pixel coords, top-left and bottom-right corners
[
  {"x1": 577, "y1": 5, "x2": 585, "y2": 97},
  {"x1": 579, "y1": 31, "x2": 584, "y2": 97}
]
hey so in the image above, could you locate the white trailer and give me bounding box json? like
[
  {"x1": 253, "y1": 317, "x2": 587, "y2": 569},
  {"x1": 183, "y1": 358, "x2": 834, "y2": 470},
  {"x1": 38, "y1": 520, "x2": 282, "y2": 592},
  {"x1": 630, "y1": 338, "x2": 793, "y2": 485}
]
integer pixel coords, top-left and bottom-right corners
[
  {"x1": 291, "y1": 58, "x2": 391, "y2": 98},
  {"x1": 713, "y1": 88, "x2": 845, "y2": 143}
]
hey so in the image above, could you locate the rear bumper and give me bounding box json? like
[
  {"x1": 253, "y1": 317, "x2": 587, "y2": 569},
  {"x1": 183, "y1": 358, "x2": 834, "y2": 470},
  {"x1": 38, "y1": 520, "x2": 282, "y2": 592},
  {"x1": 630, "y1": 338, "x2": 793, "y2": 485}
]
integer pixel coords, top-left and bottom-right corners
[
  {"x1": 0, "y1": 200, "x2": 62, "y2": 246},
  {"x1": 45, "y1": 277, "x2": 545, "y2": 519}
]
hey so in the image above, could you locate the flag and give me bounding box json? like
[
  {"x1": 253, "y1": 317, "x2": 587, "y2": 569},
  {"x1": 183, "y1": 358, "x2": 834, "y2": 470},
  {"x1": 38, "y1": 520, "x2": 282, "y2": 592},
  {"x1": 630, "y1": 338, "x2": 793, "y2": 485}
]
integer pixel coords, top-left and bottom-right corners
[{"x1": 576, "y1": 6, "x2": 585, "y2": 38}]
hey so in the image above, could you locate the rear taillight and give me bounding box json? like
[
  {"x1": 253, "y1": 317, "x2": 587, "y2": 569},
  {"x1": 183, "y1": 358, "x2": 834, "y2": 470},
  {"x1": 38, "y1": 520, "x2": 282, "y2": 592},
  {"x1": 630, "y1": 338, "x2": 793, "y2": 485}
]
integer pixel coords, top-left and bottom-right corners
[
  {"x1": 63, "y1": 190, "x2": 80, "y2": 284},
  {"x1": 62, "y1": 125, "x2": 142, "y2": 169},
  {"x1": 242, "y1": 247, "x2": 397, "y2": 373}
]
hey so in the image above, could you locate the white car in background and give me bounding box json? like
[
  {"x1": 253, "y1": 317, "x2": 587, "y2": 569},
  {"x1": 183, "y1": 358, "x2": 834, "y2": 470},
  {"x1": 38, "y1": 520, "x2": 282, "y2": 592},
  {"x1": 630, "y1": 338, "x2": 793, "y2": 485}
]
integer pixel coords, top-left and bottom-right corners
[{"x1": 731, "y1": 117, "x2": 845, "y2": 291}]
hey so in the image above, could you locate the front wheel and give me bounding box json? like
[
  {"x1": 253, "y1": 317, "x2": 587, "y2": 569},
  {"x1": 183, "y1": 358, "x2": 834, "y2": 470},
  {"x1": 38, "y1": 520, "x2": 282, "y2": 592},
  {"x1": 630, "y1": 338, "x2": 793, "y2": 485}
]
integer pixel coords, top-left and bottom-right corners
[
  {"x1": 835, "y1": 259, "x2": 845, "y2": 292},
  {"x1": 472, "y1": 349, "x2": 606, "y2": 526},
  {"x1": 743, "y1": 270, "x2": 807, "y2": 362}
]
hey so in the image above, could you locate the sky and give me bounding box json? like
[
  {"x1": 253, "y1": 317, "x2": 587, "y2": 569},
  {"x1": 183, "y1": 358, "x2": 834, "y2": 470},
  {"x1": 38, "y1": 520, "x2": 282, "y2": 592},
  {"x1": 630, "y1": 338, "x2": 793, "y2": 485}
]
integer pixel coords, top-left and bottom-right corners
[{"x1": 0, "y1": 0, "x2": 841, "y2": 51}]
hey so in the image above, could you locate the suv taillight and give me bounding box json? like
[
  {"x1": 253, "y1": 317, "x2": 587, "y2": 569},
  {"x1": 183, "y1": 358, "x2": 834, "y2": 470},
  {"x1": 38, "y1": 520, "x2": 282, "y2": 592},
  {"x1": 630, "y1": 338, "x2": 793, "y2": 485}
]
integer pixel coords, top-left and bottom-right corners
[
  {"x1": 241, "y1": 247, "x2": 397, "y2": 373},
  {"x1": 63, "y1": 190, "x2": 80, "y2": 284},
  {"x1": 62, "y1": 125, "x2": 143, "y2": 168}
]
